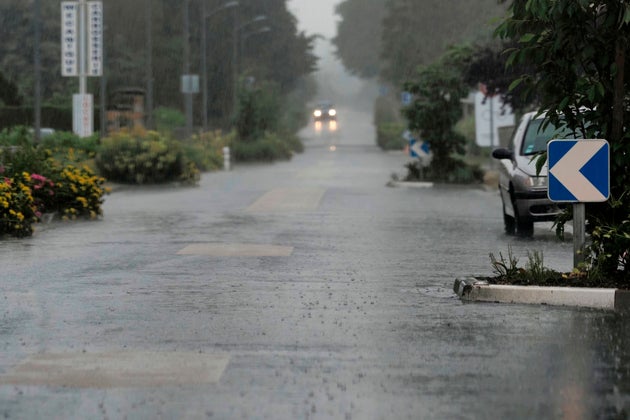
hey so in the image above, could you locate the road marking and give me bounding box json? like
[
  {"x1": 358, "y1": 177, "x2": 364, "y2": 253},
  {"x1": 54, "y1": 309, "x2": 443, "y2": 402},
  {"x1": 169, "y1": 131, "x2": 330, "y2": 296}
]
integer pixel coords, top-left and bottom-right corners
[
  {"x1": 246, "y1": 188, "x2": 326, "y2": 213},
  {"x1": 177, "y1": 243, "x2": 294, "y2": 257},
  {"x1": 0, "y1": 352, "x2": 230, "y2": 388}
]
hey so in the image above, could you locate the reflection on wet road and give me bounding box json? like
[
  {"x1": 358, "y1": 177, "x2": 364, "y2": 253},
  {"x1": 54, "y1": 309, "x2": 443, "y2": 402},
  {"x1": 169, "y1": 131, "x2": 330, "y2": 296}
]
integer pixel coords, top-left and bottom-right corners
[{"x1": 0, "y1": 107, "x2": 628, "y2": 418}]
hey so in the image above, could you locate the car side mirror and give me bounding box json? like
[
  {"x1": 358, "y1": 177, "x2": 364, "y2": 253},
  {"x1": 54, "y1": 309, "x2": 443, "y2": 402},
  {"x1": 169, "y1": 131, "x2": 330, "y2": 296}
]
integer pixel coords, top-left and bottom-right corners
[{"x1": 492, "y1": 148, "x2": 513, "y2": 160}]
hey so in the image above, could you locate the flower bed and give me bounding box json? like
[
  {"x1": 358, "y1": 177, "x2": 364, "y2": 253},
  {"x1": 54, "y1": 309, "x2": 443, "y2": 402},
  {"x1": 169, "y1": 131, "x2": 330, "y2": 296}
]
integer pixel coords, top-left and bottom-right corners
[
  {"x1": 0, "y1": 166, "x2": 108, "y2": 237},
  {"x1": 0, "y1": 127, "x2": 109, "y2": 238}
]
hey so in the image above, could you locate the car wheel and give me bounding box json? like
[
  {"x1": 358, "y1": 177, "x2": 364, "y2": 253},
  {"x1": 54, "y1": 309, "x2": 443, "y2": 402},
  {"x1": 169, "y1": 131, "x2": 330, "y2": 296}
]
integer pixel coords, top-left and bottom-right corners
[{"x1": 513, "y1": 203, "x2": 534, "y2": 237}]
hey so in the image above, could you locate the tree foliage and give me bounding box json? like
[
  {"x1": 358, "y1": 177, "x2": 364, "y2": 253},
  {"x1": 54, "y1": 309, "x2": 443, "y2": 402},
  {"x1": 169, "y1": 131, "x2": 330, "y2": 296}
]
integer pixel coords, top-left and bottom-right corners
[
  {"x1": 332, "y1": 0, "x2": 387, "y2": 79},
  {"x1": 463, "y1": 42, "x2": 534, "y2": 112},
  {"x1": 0, "y1": 0, "x2": 317, "y2": 126},
  {"x1": 0, "y1": 72, "x2": 22, "y2": 106},
  {"x1": 496, "y1": 0, "x2": 630, "y2": 278},
  {"x1": 379, "y1": 0, "x2": 508, "y2": 85},
  {"x1": 403, "y1": 46, "x2": 475, "y2": 181}
]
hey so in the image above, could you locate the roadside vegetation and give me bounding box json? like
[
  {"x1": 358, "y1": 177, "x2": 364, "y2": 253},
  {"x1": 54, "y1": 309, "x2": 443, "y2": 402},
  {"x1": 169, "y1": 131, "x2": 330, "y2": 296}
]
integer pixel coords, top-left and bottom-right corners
[
  {"x1": 492, "y1": 1, "x2": 630, "y2": 284},
  {"x1": 0, "y1": 127, "x2": 108, "y2": 237},
  {"x1": 334, "y1": 0, "x2": 630, "y2": 285},
  {"x1": 486, "y1": 246, "x2": 629, "y2": 290}
]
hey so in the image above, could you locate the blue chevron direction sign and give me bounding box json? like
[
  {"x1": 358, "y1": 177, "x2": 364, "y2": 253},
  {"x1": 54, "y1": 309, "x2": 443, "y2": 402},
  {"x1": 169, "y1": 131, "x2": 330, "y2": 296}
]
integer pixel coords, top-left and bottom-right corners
[
  {"x1": 547, "y1": 139, "x2": 610, "y2": 202},
  {"x1": 410, "y1": 139, "x2": 430, "y2": 159}
]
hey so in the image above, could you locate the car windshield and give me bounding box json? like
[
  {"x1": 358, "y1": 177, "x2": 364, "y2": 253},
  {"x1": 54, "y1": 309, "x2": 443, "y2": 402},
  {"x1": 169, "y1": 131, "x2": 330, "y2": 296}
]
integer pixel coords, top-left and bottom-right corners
[{"x1": 521, "y1": 118, "x2": 579, "y2": 156}]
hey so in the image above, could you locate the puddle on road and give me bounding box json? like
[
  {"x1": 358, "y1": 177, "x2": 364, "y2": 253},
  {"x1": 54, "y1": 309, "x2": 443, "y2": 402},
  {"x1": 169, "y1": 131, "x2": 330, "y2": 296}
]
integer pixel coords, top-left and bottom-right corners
[{"x1": 416, "y1": 286, "x2": 459, "y2": 300}]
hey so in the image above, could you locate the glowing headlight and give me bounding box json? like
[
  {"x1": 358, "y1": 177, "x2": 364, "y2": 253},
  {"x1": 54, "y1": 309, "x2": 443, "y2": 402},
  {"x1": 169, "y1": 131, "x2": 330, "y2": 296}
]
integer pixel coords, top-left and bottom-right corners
[
  {"x1": 328, "y1": 109, "x2": 337, "y2": 117},
  {"x1": 313, "y1": 110, "x2": 322, "y2": 117}
]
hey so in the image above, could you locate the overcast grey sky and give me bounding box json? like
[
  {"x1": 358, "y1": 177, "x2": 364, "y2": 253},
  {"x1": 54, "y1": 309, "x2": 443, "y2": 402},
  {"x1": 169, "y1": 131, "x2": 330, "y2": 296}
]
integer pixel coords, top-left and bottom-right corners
[
  {"x1": 287, "y1": 0, "x2": 368, "y2": 104},
  {"x1": 288, "y1": 0, "x2": 339, "y2": 40}
]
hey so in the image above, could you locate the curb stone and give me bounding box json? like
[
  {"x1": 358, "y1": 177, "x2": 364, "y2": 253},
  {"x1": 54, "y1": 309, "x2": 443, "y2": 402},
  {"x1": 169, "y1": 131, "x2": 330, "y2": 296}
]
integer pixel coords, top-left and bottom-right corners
[
  {"x1": 386, "y1": 181, "x2": 434, "y2": 188},
  {"x1": 453, "y1": 277, "x2": 630, "y2": 312}
]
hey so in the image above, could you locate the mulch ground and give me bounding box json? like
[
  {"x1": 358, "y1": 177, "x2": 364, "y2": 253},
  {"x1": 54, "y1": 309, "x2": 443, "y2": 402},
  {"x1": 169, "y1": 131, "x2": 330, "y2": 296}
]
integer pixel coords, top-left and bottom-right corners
[{"x1": 478, "y1": 273, "x2": 630, "y2": 290}]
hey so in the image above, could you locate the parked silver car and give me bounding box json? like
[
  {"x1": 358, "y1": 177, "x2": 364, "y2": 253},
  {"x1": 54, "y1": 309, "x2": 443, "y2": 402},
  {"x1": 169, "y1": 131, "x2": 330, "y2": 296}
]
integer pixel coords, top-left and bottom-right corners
[{"x1": 492, "y1": 111, "x2": 574, "y2": 237}]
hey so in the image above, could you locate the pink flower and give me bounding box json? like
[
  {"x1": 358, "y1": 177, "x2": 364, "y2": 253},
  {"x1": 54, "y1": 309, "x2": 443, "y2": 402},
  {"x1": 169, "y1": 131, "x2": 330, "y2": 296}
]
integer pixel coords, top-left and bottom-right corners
[
  {"x1": 31, "y1": 174, "x2": 47, "y2": 182},
  {"x1": 35, "y1": 211, "x2": 42, "y2": 218}
]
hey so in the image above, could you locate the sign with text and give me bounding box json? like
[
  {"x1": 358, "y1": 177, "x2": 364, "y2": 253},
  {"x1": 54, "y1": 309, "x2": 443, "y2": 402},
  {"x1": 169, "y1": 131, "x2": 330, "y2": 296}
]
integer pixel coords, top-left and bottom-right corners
[
  {"x1": 73, "y1": 94, "x2": 93, "y2": 137},
  {"x1": 87, "y1": 1, "x2": 103, "y2": 76},
  {"x1": 61, "y1": 2, "x2": 79, "y2": 77}
]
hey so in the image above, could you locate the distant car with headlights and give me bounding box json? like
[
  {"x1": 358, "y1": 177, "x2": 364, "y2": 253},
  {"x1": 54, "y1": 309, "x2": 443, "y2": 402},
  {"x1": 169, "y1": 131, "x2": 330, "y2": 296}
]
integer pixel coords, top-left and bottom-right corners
[
  {"x1": 492, "y1": 111, "x2": 576, "y2": 237},
  {"x1": 313, "y1": 101, "x2": 337, "y2": 122}
]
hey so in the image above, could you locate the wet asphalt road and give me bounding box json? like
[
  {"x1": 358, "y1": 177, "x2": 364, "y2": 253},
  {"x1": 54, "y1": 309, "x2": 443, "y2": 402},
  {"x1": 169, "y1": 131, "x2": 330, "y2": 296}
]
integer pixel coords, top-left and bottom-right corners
[{"x1": 1, "y1": 108, "x2": 629, "y2": 419}]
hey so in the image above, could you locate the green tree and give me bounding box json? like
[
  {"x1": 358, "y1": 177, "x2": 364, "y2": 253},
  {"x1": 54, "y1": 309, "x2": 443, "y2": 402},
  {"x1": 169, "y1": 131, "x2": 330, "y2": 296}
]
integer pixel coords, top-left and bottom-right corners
[
  {"x1": 332, "y1": 0, "x2": 387, "y2": 79},
  {"x1": 380, "y1": 0, "x2": 508, "y2": 86},
  {"x1": 0, "y1": 0, "x2": 316, "y2": 130},
  {"x1": 496, "y1": 0, "x2": 630, "y2": 278},
  {"x1": 403, "y1": 45, "x2": 474, "y2": 181},
  {"x1": 0, "y1": 72, "x2": 22, "y2": 106}
]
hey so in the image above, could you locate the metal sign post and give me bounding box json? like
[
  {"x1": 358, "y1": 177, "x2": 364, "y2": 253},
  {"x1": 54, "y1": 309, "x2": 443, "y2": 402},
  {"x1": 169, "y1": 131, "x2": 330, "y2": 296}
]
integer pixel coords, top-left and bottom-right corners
[
  {"x1": 573, "y1": 203, "x2": 586, "y2": 267},
  {"x1": 61, "y1": 0, "x2": 102, "y2": 137},
  {"x1": 548, "y1": 139, "x2": 610, "y2": 269}
]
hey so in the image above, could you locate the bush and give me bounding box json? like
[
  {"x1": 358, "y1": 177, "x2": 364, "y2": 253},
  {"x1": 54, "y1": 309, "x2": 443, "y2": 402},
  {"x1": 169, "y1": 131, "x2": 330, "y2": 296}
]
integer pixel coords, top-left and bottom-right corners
[
  {"x1": 39, "y1": 130, "x2": 99, "y2": 166},
  {"x1": 235, "y1": 83, "x2": 282, "y2": 143},
  {"x1": 184, "y1": 130, "x2": 235, "y2": 171},
  {"x1": 377, "y1": 122, "x2": 406, "y2": 150},
  {"x1": 403, "y1": 158, "x2": 483, "y2": 184},
  {"x1": 231, "y1": 132, "x2": 293, "y2": 162},
  {"x1": 52, "y1": 165, "x2": 108, "y2": 221},
  {"x1": 153, "y1": 107, "x2": 186, "y2": 134},
  {"x1": 96, "y1": 128, "x2": 199, "y2": 184},
  {"x1": 0, "y1": 174, "x2": 37, "y2": 238},
  {"x1": 0, "y1": 127, "x2": 109, "y2": 237}
]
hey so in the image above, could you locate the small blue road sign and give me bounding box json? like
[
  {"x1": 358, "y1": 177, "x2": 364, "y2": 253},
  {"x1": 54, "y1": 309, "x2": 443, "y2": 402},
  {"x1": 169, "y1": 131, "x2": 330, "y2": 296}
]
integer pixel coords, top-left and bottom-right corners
[
  {"x1": 401, "y1": 91, "x2": 412, "y2": 106},
  {"x1": 409, "y1": 138, "x2": 431, "y2": 159},
  {"x1": 548, "y1": 139, "x2": 609, "y2": 202}
]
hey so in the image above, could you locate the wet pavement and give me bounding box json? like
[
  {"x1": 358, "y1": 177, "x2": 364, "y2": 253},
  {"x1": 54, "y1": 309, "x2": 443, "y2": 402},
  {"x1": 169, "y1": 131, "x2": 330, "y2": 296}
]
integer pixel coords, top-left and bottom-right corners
[{"x1": 1, "y1": 108, "x2": 629, "y2": 419}]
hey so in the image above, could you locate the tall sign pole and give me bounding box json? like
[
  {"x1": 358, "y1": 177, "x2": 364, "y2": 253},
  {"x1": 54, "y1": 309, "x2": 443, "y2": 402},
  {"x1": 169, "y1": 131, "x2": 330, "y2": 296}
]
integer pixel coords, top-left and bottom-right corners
[
  {"x1": 33, "y1": 0, "x2": 42, "y2": 142},
  {"x1": 62, "y1": 0, "x2": 102, "y2": 137}
]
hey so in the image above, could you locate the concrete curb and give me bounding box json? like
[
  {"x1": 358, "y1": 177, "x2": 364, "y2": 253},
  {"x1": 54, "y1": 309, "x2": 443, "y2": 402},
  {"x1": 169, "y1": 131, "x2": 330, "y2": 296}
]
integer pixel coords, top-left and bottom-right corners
[
  {"x1": 453, "y1": 277, "x2": 630, "y2": 312},
  {"x1": 386, "y1": 181, "x2": 434, "y2": 188}
]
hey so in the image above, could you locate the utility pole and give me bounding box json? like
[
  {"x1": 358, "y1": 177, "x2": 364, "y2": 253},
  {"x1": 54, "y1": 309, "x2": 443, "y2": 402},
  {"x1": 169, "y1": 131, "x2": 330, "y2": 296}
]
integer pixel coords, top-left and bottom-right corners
[
  {"x1": 33, "y1": 0, "x2": 42, "y2": 142},
  {"x1": 145, "y1": 0, "x2": 154, "y2": 129},
  {"x1": 183, "y1": 0, "x2": 193, "y2": 138},
  {"x1": 232, "y1": 7, "x2": 239, "y2": 119}
]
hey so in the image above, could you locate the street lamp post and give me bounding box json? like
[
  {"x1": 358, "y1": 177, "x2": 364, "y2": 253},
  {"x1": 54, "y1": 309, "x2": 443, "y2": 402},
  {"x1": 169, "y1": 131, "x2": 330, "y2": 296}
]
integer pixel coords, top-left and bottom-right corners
[
  {"x1": 33, "y1": 0, "x2": 42, "y2": 142},
  {"x1": 183, "y1": 0, "x2": 192, "y2": 138},
  {"x1": 145, "y1": 0, "x2": 154, "y2": 130},
  {"x1": 232, "y1": 15, "x2": 267, "y2": 116},
  {"x1": 201, "y1": 1, "x2": 239, "y2": 131}
]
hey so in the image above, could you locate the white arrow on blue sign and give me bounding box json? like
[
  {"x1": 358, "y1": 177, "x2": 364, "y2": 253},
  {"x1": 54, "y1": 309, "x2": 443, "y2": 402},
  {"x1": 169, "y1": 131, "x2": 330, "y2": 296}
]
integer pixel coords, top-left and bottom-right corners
[
  {"x1": 410, "y1": 140, "x2": 431, "y2": 158},
  {"x1": 547, "y1": 139, "x2": 610, "y2": 202}
]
